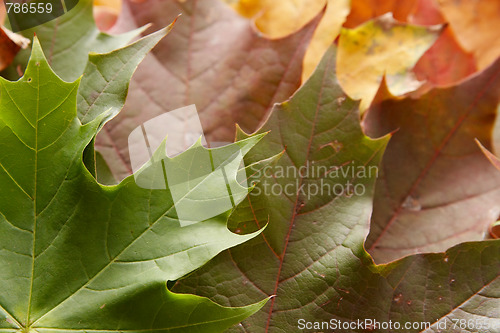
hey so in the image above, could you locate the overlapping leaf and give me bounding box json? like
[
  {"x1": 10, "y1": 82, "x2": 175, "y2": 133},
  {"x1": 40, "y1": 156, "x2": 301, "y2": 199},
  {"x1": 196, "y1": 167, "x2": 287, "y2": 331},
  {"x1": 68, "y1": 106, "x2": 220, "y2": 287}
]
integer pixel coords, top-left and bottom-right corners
[
  {"x1": 224, "y1": 0, "x2": 350, "y2": 80},
  {"x1": 364, "y1": 57, "x2": 500, "y2": 263},
  {"x1": 337, "y1": 13, "x2": 442, "y2": 110},
  {"x1": 413, "y1": 27, "x2": 477, "y2": 88},
  {"x1": 97, "y1": 0, "x2": 322, "y2": 182},
  {"x1": 410, "y1": 0, "x2": 477, "y2": 87},
  {"x1": 225, "y1": 0, "x2": 326, "y2": 38},
  {"x1": 343, "y1": 0, "x2": 418, "y2": 28},
  {"x1": 94, "y1": 0, "x2": 122, "y2": 30},
  {"x1": 438, "y1": 0, "x2": 500, "y2": 70},
  {"x1": 0, "y1": 27, "x2": 29, "y2": 71},
  {"x1": 172, "y1": 46, "x2": 495, "y2": 332},
  {"x1": 0, "y1": 38, "x2": 268, "y2": 332},
  {"x1": 342, "y1": 0, "x2": 477, "y2": 90},
  {"x1": 8, "y1": 0, "x2": 141, "y2": 81},
  {"x1": 77, "y1": 23, "x2": 176, "y2": 126}
]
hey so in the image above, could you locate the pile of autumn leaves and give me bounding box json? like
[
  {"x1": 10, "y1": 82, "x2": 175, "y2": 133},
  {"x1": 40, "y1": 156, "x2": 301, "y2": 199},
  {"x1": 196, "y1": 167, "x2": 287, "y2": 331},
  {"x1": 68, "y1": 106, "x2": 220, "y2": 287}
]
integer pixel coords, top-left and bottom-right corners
[
  {"x1": 2, "y1": 0, "x2": 500, "y2": 331},
  {"x1": 97, "y1": 0, "x2": 500, "y2": 259},
  {"x1": 102, "y1": 0, "x2": 500, "y2": 331}
]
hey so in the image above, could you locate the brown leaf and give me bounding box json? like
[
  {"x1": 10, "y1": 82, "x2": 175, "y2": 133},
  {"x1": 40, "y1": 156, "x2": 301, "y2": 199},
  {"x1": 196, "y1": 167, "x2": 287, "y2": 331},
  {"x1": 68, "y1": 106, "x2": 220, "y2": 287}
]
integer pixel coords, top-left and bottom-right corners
[
  {"x1": 477, "y1": 139, "x2": 500, "y2": 172},
  {"x1": 364, "y1": 57, "x2": 500, "y2": 263},
  {"x1": 0, "y1": 27, "x2": 29, "y2": 71},
  {"x1": 97, "y1": 0, "x2": 322, "y2": 182}
]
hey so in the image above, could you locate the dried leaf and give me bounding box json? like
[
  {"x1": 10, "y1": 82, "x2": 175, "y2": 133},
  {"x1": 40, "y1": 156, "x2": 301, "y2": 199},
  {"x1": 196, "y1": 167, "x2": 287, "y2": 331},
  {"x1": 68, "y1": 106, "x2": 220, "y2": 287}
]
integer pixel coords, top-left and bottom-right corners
[
  {"x1": 337, "y1": 13, "x2": 442, "y2": 110},
  {"x1": 364, "y1": 57, "x2": 500, "y2": 263},
  {"x1": 302, "y1": 0, "x2": 350, "y2": 80},
  {"x1": 414, "y1": 27, "x2": 477, "y2": 87},
  {"x1": 438, "y1": 0, "x2": 500, "y2": 70},
  {"x1": 0, "y1": 27, "x2": 29, "y2": 71},
  {"x1": 410, "y1": 0, "x2": 477, "y2": 87},
  {"x1": 230, "y1": 0, "x2": 326, "y2": 38},
  {"x1": 225, "y1": 0, "x2": 350, "y2": 81},
  {"x1": 94, "y1": 0, "x2": 122, "y2": 30},
  {"x1": 97, "y1": 0, "x2": 321, "y2": 182},
  {"x1": 344, "y1": 0, "x2": 418, "y2": 28},
  {"x1": 175, "y1": 46, "x2": 500, "y2": 333}
]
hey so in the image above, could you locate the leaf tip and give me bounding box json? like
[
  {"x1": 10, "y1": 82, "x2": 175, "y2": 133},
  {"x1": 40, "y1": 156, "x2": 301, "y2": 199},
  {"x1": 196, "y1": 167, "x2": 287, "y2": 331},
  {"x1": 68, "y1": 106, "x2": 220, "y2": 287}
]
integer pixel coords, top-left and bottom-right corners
[
  {"x1": 476, "y1": 139, "x2": 500, "y2": 171},
  {"x1": 27, "y1": 36, "x2": 49, "y2": 69}
]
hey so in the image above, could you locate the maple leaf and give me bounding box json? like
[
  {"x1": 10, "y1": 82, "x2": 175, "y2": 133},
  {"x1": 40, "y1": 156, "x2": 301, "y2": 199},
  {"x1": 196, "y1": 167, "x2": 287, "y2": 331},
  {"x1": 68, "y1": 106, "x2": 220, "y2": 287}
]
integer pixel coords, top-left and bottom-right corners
[
  {"x1": 173, "y1": 45, "x2": 500, "y2": 332},
  {"x1": 0, "y1": 37, "x2": 268, "y2": 332},
  {"x1": 10, "y1": 0, "x2": 142, "y2": 81},
  {"x1": 337, "y1": 13, "x2": 442, "y2": 110},
  {"x1": 96, "y1": 0, "x2": 322, "y2": 182},
  {"x1": 438, "y1": 0, "x2": 500, "y2": 70},
  {"x1": 341, "y1": 0, "x2": 478, "y2": 91},
  {"x1": 364, "y1": 56, "x2": 500, "y2": 263},
  {"x1": 223, "y1": 0, "x2": 350, "y2": 80},
  {"x1": 410, "y1": 0, "x2": 477, "y2": 87}
]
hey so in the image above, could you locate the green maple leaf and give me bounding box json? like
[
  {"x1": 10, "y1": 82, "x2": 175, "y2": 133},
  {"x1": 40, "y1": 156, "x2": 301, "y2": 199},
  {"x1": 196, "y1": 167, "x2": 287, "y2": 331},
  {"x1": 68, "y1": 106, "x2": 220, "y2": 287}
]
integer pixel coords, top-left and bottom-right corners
[
  {"x1": 174, "y1": 46, "x2": 500, "y2": 332},
  {"x1": 7, "y1": 0, "x2": 142, "y2": 82},
  {"x1": 74, "y1": 22, "x2": 178, "y2": 183},
  {"x1": 0, "y1": 38, "x2": 268, "y2": 332}
]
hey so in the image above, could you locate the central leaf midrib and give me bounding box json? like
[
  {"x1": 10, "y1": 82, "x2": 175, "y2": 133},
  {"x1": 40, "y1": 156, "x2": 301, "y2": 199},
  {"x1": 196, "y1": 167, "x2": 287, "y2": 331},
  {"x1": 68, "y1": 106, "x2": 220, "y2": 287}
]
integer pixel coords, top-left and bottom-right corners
[{"x1": 26, "y1": 63, "x2": 41, "y2": 326}]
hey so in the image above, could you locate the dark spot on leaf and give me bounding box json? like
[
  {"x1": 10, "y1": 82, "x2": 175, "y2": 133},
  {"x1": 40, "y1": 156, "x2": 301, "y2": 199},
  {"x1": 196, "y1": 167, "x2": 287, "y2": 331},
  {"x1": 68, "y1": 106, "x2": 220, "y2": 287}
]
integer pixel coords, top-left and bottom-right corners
[{"x1": 393, "y1": 293, "x2": 403, "y2": 304}]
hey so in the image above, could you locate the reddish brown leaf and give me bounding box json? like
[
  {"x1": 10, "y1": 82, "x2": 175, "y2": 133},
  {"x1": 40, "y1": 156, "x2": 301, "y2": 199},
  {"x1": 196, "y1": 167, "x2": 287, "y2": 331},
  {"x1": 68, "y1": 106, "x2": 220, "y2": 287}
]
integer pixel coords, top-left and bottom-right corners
[
  {"x1": 0, "y1": 27, "x2": 29, "y2": 71},
  {"x1": 97, "y1": 0, "x2": 322, "y2": 181},
  {"x1": 477, "y1": 139, "x2": 500, "y2": 172},
  {"x1": 410, "y1": 0, "x2": 477, "y2": 87},
  {"x1": 408, "y1": 0, "x2": 445, "y2": 25},
  {"x1": 413, "y1": 27, "x2": 477, "y2": 87},
  {"x1": 364, "y1": 57, "x2": 500, "y2": 263}
]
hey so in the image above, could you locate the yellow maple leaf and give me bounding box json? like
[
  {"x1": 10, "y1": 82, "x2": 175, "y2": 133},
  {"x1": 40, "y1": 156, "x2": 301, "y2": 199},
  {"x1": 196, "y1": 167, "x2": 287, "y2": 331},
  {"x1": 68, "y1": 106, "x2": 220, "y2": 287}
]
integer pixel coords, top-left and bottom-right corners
[{"x1": 337, "y1": 13, "x2": 442, "y2": 110}]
